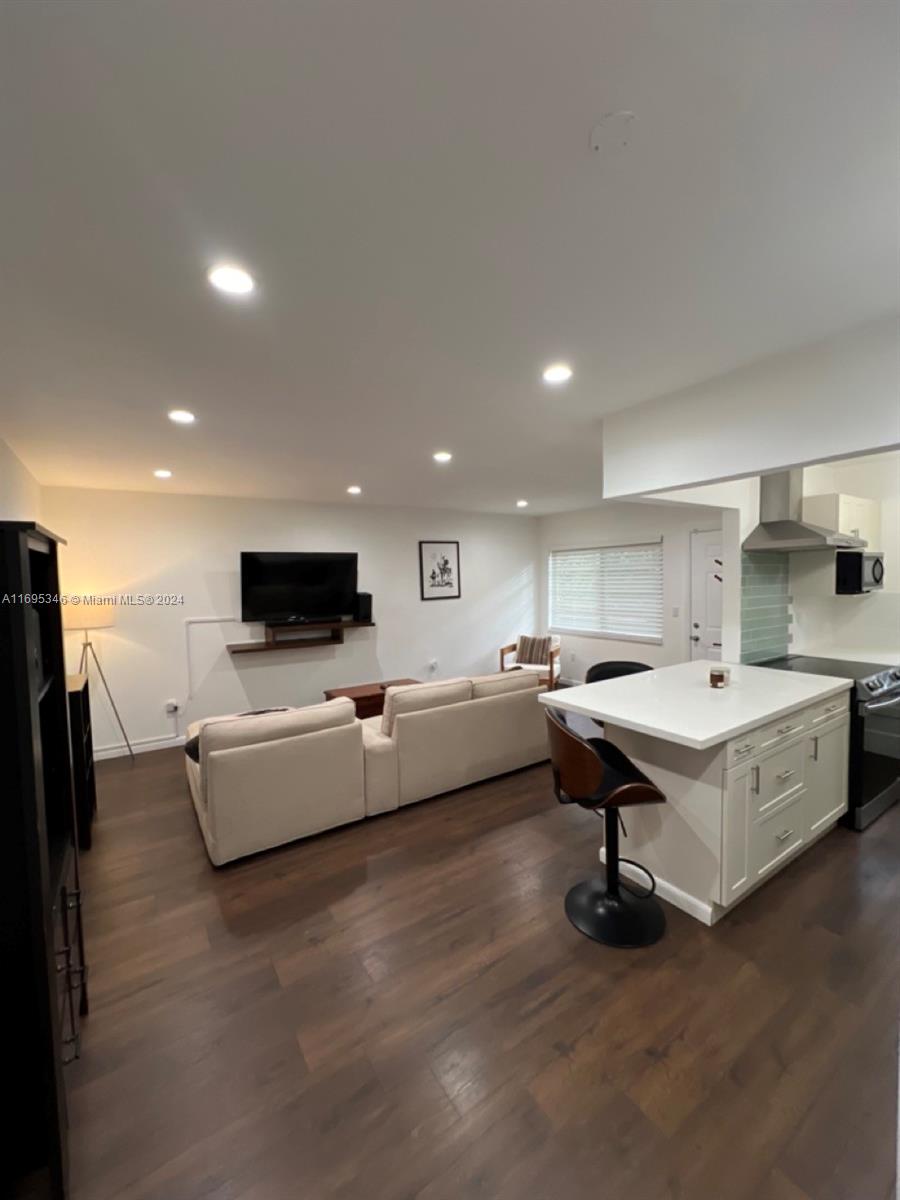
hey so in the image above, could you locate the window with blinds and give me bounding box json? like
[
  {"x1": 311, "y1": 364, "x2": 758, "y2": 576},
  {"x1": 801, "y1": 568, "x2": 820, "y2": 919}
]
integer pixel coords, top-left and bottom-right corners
[{"x1": 548, "y1": 543, "x2": 664, "y2": 641}]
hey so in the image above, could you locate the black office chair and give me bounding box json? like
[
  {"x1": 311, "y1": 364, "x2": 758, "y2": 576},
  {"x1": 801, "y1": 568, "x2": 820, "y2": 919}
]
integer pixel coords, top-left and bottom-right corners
[{"x1": 546, "y1": 707, "x2": 666, "y2": 948}]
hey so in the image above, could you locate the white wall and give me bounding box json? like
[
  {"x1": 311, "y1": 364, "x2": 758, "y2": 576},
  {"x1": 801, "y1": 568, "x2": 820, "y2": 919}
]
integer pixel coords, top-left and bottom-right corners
[
  {"x1": 41, "y1": 487, "x2": 539, "y2": 756},
  {"x1": 602, "y1": 316, "x2": 900, "y2": 499},
  {"x1": 537, "y1": 501, "x2": 722, "y2": 682},
  {"x1": 0, "y1": 438, "x2": 41, "y2": 520}
]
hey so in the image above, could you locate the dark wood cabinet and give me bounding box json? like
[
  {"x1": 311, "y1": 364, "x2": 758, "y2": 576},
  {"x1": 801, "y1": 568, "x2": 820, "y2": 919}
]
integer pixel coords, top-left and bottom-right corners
[
  {"x1": 67, "y1": 675, "x2": 97, "y2": 850},
  {"x1": 1, "y1": 523, "x2": 88, "y2": 1200}
]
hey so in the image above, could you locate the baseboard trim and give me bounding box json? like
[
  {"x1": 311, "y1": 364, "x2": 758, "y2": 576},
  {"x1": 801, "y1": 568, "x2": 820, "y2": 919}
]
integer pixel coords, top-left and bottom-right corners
[
  {"x1": 598, "y1": 848, "x2": 717, "y2": 927},
  {"x1": 94, "y1": 733, "x2": 185, "y2": 761}
]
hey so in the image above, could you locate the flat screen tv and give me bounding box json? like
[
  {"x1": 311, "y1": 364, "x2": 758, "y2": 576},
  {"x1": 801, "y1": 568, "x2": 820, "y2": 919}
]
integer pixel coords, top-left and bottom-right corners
[{"x1": 241, "y1": 552, "x2": 358, "y2": 623}]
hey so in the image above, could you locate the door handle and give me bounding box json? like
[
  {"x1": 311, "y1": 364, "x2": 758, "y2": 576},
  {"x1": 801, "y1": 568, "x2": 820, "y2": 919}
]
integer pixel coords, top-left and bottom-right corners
[
  {"x1": 750, "y1": 766, "x2": 760, "y2": 795},
  {"x1": 811, "y1": 735, "x2": 819, "y2": 761}
]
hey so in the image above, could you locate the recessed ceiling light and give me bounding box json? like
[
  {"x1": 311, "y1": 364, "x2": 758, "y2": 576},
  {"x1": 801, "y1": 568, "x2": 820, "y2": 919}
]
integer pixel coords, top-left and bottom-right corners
[
  {"x1": 168, "y1": 409, "x2": 195, "y2": 425},
  {"x1": 347, "y1": 485, "x2": 362, "y2": 495},
  {"x1": 542, "y1": 362, "x2": 573, "y2": 385},
  {"x1": 207, "y1": 264, "x2": 255, "y2": 296},
  {"x1": 516, "y1": 499, "x2": 529, "y2": 508},
  {"x1": 153, "y1": 469, "x2": 172, "y2": 479},
  {"x1": 433, "y1": 450, "x2": 453, "y2": 464}
]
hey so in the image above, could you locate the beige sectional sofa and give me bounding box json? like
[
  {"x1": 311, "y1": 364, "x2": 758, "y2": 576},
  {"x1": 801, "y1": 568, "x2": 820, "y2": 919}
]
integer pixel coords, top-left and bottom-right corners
[
  {"x1": 185, "y1": 698, "x2": 365, "y2": 865},
  {"x1": 360, "y1": 671, "x2": 548, "y2": 813},
  {"x1": 185, "y1": 671, "x2": 548, "y2": 865}
]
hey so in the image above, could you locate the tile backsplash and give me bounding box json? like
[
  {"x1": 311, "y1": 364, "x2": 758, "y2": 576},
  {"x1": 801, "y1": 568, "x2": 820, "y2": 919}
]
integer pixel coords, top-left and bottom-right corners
[{"x1": 740, "y1": 552, "x2": 792, "y2": 664}]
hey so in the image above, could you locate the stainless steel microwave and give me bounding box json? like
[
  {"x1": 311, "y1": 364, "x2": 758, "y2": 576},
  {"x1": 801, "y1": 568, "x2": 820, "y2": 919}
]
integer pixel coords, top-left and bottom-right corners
[{"x1": 835, "y1": 550, "x2": 885, "y2": 594}]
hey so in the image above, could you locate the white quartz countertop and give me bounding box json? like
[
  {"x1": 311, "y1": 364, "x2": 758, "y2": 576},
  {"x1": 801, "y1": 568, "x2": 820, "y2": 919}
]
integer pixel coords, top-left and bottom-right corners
[{"x1": 539, "y1": 659, "x2": 853, "y2": 751}]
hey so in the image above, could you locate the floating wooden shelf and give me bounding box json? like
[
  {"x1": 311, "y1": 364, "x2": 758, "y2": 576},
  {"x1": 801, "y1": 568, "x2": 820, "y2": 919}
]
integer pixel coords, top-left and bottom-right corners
[{"x1": 227, "y1": 620, "x2": 375, "y2": 654}]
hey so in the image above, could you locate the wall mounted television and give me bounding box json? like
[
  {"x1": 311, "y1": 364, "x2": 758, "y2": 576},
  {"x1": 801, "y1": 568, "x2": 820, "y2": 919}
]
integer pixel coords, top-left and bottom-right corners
[{"x1": 240, "y1": 552, "x2": 358, "y2": 624}]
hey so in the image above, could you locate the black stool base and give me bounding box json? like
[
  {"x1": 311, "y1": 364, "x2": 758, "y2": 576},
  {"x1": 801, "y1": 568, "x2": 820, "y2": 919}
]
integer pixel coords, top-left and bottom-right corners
[{"x1": 565, "y1": 876, "x2": 666, "y2": 948}]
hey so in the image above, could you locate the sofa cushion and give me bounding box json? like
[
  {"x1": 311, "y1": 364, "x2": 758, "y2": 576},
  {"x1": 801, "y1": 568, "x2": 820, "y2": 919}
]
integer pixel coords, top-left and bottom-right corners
[
  {"x1": 511, "y1": 660, "x2": 561, "y2": 675},
  {"x1": 381, "y1": 678, "x2": 472, "y2": 736},
  {"x1": 516, "y1": 635, "x2": 552, "y2": 665},
  {"x1": 470, "y1": 670, "x2": 541, "y2": 699},
  {"x1": 201, "y1": 696, "x2": 355, "y2": 764}
]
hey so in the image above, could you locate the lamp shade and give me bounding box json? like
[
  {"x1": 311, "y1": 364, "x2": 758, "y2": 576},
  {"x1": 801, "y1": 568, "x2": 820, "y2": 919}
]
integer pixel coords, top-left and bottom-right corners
[{"x1": 62, "y1": 602, "x2": 116, "y2": 632}]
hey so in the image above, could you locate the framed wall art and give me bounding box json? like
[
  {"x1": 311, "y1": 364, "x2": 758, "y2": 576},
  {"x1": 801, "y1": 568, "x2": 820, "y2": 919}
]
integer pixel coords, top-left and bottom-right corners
[{"x1": 419, "y1": 540, "x2": 461, "y2": 600}]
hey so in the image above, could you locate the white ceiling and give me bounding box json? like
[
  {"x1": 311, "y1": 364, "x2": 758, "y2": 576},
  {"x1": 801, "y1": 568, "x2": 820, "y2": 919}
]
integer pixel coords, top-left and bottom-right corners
[{"x1": 1, "y1": 0, "x2": 897, "y2": 514}]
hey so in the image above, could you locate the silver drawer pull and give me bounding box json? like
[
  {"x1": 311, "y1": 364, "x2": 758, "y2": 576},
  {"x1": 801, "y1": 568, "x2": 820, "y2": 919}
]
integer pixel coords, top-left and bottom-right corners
[
  {"x1": 824, "y1": 703, "x2": 841, "y2": 714},
  {"x1": 776, "y1": 829, "x2": 794, "y2": 842},
  {"x1": 734, "y1": 742, "x2": 754, "y2": 755},
  {"x1": 750, "y1": 765, "x2": 760, "y2": 795},
  {"x1": 776, "y1": 769, "x2": 796, "y2": 782},
  {"x1": 776, "y1": 724, "x2": 797, "y2": 736},
  {"x1": 811, "y1": 735, "x2": 819, "y2": 762}
]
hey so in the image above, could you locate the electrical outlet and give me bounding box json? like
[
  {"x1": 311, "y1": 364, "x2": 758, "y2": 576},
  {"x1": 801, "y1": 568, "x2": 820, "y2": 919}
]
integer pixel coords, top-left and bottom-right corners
[
  {"x1": 568, "y1": 651, "x2": 576, "y2": 665},
  {"x1": 165, "y1": 699, "x2": 180, "y2": 715}
]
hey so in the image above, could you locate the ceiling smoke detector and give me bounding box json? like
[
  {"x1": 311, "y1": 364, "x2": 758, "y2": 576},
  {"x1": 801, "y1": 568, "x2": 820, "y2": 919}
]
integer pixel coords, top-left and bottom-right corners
[{"x1": 590, "y1": 111, "x2": 636, "y2": 157}]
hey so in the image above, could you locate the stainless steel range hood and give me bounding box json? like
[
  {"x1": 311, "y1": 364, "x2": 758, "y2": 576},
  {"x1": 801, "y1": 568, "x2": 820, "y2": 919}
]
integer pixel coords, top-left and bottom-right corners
[{"x1": 742, "y1": 470, "x2": 867, "y2": 553}]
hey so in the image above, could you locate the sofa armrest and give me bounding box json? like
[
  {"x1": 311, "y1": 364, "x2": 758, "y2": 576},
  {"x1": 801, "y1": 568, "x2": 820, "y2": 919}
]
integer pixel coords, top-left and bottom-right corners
[{"x1": 204, "y1": 722, "x2": 364, "y2": 864}]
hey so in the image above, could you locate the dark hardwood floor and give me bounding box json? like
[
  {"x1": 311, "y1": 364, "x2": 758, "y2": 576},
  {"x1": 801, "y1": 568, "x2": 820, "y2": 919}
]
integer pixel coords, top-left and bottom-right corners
[{"x1": 68, "y1": 749, "x2": 899, "y2": 1200}]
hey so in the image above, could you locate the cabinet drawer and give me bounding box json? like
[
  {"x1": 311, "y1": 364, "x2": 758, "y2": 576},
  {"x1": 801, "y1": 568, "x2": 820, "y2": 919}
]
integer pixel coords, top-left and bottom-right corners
[
  {"x1": 809, "y1": 695, "x2": 848, "y2": 726},
  {"x1": 751, "y1": 739, "x2": 806, "y2": 818},
  {"x1": 750, "y1": 793, "x2": 805, "y2": 881},
  {"x1": 758, "y1": 712, "x2": 807, "y2": 751},
  {"x1": 726, "y1": 733, "x2": 760, "y2": 768}
]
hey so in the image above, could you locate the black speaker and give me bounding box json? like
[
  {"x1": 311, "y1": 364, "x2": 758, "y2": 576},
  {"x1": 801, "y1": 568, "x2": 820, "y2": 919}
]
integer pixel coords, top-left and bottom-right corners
[{"x1": 354, "y1": 592, "x2": 372, "y2": 622}]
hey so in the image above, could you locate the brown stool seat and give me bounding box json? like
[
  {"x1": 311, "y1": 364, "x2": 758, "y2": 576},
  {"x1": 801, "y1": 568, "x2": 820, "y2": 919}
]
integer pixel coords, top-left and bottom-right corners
[{"x1": 546, "y1": 707, "x2": 667, "y2": 948}]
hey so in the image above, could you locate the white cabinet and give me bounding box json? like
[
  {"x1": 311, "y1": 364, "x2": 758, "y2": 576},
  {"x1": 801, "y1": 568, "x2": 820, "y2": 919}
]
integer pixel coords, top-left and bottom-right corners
[
  {"x1": 806, "y1": 714, "x2": 850, "y2": 836},
  {"x1": 721, "y1": 703, "x2": 849, "y2": 910},
  {"x1": 721, "y1": 762, "x2": 753, "y2": 905},
  {"x1": 803, "y1": 492, "x2": 882, "y2": 550},
  {"x1": 722, "y1": 736, "x2": 807, "y2": 904}
]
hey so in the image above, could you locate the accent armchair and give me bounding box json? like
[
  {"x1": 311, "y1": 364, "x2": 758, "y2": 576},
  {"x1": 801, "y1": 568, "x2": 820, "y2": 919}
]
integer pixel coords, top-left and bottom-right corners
[{"x1": 499, "y1": 634, "x2": 561, "y2": 690}]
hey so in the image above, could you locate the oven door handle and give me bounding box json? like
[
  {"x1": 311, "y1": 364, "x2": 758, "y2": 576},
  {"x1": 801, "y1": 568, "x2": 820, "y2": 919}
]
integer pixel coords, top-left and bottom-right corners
[{"x1": 864, "y1": 693, "x2": 900, "y2": 714}]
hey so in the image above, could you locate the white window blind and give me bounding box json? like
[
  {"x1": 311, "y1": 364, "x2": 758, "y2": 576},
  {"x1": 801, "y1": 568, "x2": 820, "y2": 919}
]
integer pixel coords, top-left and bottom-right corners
[{"x1": 548, "y1": 543, "x2": 664, "y2": 641}]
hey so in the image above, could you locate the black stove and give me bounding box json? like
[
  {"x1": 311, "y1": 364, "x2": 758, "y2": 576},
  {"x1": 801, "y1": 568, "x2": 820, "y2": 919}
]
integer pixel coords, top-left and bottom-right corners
[{"x1": 763, "y1": 654, "x2": 900, "y2": 829}]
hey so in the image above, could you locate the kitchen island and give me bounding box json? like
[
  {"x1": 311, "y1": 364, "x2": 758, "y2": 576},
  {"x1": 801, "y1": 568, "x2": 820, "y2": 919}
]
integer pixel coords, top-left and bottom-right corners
[{"x1": 540, "y1": 660, "x2": 852, "y2": 925}]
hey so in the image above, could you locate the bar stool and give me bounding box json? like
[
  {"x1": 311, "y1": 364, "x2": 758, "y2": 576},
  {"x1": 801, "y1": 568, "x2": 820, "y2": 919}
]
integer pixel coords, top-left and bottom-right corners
[
  {"x1": 584, "y1": 661, "x2": 652, "y2": 731},
  {"x1": 546, "y1": 707, "x2": 667, "y2": 948},
  {"x1": 584, "y1": 660, "x2": 652, "y2": 685}
]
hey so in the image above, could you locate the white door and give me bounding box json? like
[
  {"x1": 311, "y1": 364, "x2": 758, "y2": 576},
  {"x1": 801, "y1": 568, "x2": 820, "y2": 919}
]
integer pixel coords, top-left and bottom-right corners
[{"x1": 690, "y1": 530, "x2": 724, "y2": 661}]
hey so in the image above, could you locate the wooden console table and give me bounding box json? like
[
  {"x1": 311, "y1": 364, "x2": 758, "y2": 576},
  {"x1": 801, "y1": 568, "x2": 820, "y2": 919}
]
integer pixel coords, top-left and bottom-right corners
[{"x1": 324, "y1": 678, "x2": 420, "y2": 720}]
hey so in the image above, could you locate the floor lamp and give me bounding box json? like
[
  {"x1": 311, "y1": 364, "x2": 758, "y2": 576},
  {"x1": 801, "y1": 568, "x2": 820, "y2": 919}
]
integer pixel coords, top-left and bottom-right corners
[{"x1": 63, "y1": 603, "x2": 134, "y2": 763}]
